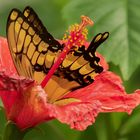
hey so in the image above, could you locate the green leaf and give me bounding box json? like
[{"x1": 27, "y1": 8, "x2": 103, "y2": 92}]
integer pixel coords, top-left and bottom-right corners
[
  {"x1": 0, "y1": 0, "x2": 69, "y2": 38},
  {"x1": 0, "y1": 101, "x2": 3, "y2": 107},
  {"x1": 79, "y1": 113, "x2": 123, "y2": 140},
  {"x1": 0, "y1": 107, "x2": 6, "y2": 136},
  {"x1": 2, "y1": 122, "x2": 27, "y2": 140},
  {"x1": 24, "y1": 120, "x2": 81, "y2": 140},
  {"x1": 78, "y1": 125, "x2": 98, "y2": 140},
  {"x1": 117, "y1": 107, "x2": 140, "y2": 139},
  {"x1": 63, "y1": 0, "x2": 140, "y2": 80}
]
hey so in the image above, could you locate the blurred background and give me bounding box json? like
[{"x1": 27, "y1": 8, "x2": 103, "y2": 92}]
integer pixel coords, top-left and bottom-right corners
[{"x1": 0, "y1": 0, "x2": 140, "y2": 139}]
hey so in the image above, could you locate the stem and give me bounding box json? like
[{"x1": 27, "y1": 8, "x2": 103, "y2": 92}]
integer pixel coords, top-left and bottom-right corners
[{"x1": 2, "y1": 122, "x2": 27, "y2": 140}]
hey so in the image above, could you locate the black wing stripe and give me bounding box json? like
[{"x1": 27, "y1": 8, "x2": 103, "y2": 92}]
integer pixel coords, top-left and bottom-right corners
[
  {"x1": 57, "y1": 33, "x2": 109, "y2": 86},
  {"x1": 7, "y1": 8, "x2": 62, "y2": 75},
  {"x1": 87, "y1": 32, "x2": 109, "y2": 52},
  {"x1": 23, "y1": 6, "x2": 62, "y2": 51}
]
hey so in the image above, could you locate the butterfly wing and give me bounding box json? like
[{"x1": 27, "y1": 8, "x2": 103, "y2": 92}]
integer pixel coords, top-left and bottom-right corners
[
  {"x1": 7, "y1": 6, "x2": 109, "y2": 103},
  {"x1": 60, "y1": 32, "x2": 109, "y2": 86},
  {"x1": 45, "y1": 32, "x2": 109, "y2": 103},
  {"x1": 7, "y1": 7, "x2": 62, "y2": 83}
]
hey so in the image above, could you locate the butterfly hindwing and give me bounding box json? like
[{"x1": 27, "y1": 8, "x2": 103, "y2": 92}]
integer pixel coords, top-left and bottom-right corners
[
  {"x1": 45, "y1": 33, "x2": 109, "y2": 102},
  {"x1": 59, "y1": 32, "x2": 109, "y2": 86}
]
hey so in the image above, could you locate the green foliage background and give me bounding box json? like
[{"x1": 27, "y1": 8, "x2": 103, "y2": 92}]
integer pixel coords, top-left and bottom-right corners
[{"x1": 0, "y1": 0, "x2": 140, "y2": 139}]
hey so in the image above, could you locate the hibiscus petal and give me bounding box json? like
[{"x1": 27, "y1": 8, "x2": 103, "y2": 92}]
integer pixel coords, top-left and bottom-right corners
[
  {"x1": 11, "y1": 84, "x2": 52, "y2": 130},
  {"x1": 0, "y1": 72, "x2": 52, "y2": 130},
  {"x1": 96, "y1": 52, "x2": 109, "y2": 71},
  {"x1": 1, "y1": 36, "x2": 140, "y2": 131},
  {"x1": 64, "y1": 71, "x2": 140, "y2": 114},
  {"x1": 0, "y1": 37, "x2": 17, "y2": 74},
  {"x1": 48, "y1": 101, "x2": 101, "y2": 131},
  {"x1": 0, "y1": 72, "x2": 34, "y2": 115},
  {"x1": 100, "y1": 89, "x2": 140, "y2": 114},
  {"x1": 0, "y1": 72, "x2": 101, "y2": 131}
]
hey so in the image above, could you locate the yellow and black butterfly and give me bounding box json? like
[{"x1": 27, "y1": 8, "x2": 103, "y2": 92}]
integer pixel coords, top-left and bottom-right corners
[{"x1": 7, "y1": 6, "x2": 109, "y2": 102}]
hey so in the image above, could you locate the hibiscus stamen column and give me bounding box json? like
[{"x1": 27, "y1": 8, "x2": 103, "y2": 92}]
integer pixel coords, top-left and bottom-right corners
[{"x1": 41, "y1": 16, "x2": 94, "y2": 88}]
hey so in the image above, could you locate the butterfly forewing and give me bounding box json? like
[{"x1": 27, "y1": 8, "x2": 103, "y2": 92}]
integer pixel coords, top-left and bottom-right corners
[{"x1": 7, "y1": 8, "x2": 62, "y2": 83}]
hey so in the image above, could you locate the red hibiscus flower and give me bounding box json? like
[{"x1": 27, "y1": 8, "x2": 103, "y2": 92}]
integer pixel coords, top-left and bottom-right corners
[{"x1": 0, "y1": 10, "x2": 140, "y2": 131}]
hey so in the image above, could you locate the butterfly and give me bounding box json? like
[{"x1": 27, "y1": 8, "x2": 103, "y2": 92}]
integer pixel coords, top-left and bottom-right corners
[{"x1": 7, "y1": 6, "x2": 109, "y2": 102}]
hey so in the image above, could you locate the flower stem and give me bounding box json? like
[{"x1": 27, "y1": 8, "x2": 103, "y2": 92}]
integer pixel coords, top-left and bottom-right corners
[{"x1": 2, "y1": 122, "x2": 27, "y2": 140}]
